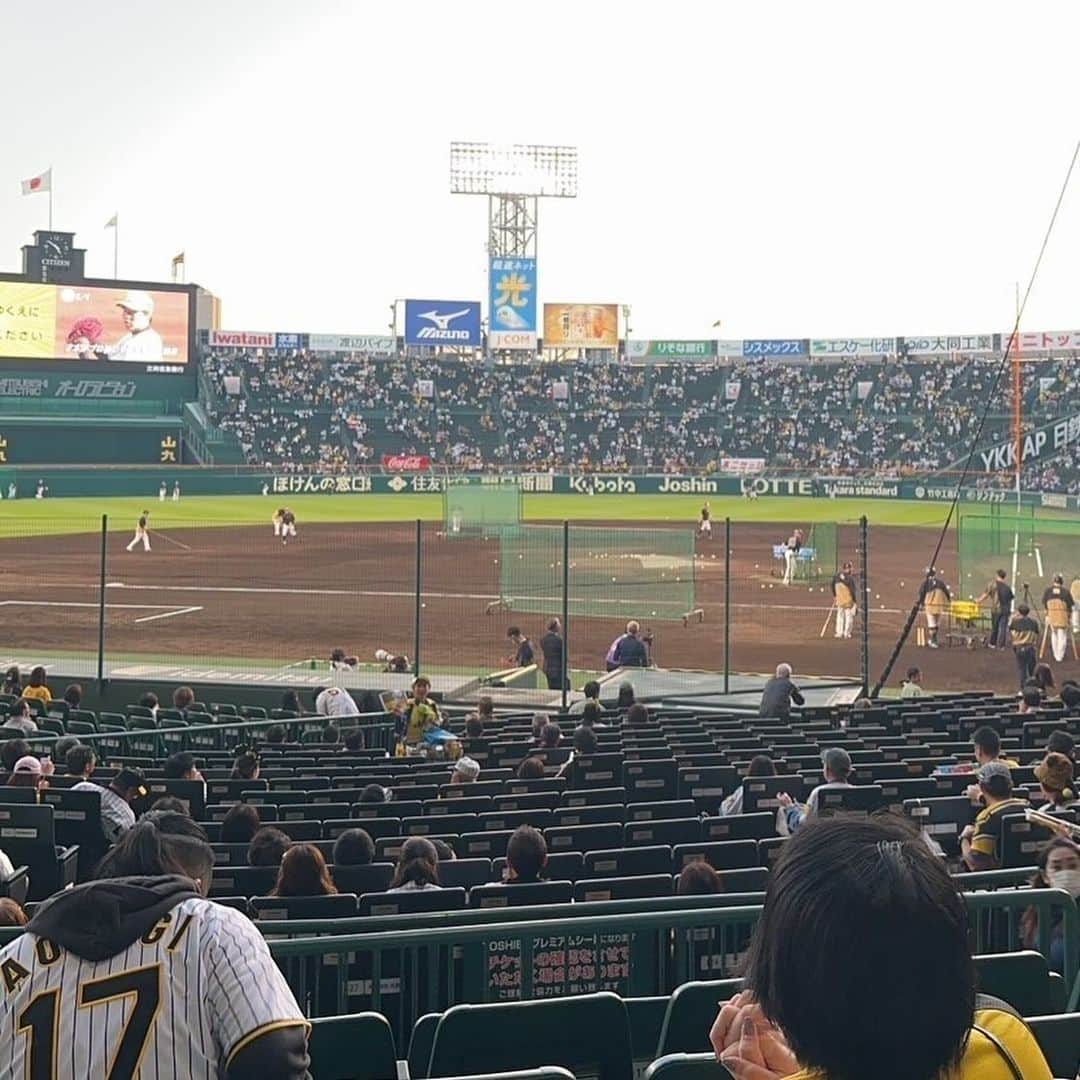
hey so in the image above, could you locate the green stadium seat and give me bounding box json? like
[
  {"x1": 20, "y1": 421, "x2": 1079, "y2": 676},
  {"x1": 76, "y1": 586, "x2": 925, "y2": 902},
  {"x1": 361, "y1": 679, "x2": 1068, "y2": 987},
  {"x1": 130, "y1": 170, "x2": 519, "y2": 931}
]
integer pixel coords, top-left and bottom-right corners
[
  {"x1": 974, "y1": 952, "x2": 1056, "y2": 1016},
  {"x1": 644, "y1": 1055, "x2": 734, "y2": 1080},
  {"x1": 656, "y1": 979, "x2": 744, "y2": 1056},
  {"x1": 98, "y1": 711, "x2": 128, "y2": 729},
  {"x1": 434, "y1": 1070, "x2": 576, "y2": 1080},
  {"x1": 627, "y1": 997, "x2": 670, "y2": 1072},
  {"x1": 1026, "y1": 1013, "x2": 1080, "y2": 1079},
  {"x1": 307, "y1": 1012, "x2": 397, "y2": 1080},
  {"x1": 46, "y1": 701, "x2": 70, "y2": 720},
  {"x1": 240, "y1": 705, "x2": 268, "y2": 720},
  {"x1": 428, "y1": 992, "x2": 633, "y2": 1080},
  {"x1": 408, "y1": 1012, "x2": 441, "y2": 1079},
  {"x1": 39, "y1": 718, "x2": 65, "y2": 738},
  {"x1": 66, "y1": 720, "x2": 97, "y2": 737}
]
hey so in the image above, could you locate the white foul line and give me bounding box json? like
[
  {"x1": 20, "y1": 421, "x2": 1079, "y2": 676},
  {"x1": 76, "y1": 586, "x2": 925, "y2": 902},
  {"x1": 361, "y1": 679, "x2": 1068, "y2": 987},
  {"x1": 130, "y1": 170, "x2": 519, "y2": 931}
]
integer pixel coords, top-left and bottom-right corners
[
  {"x1": 133, "y1": 605, "x2": 204, "y2": 624},
  {"x1": 0, "y1": 600, "x2": 183, "y2": 610}
]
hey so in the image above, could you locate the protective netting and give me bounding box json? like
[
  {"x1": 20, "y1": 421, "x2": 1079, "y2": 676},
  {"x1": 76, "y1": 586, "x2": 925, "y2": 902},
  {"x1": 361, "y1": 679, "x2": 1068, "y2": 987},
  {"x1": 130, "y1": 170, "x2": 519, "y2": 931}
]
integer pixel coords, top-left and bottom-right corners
[{"x1": 443, "y1": 481, "x2": 522, "y2": 539}]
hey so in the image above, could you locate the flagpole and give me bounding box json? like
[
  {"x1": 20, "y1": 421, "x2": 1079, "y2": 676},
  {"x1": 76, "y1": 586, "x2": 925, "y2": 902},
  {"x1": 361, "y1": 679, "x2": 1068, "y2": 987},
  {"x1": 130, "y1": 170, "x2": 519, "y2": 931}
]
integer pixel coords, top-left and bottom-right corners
[
  {"x1": 114, "y1": 218, "x2": 119, "y2": 279},
  {"x1": 48, "y1": 173, "x2": 53, "y2": 230}
]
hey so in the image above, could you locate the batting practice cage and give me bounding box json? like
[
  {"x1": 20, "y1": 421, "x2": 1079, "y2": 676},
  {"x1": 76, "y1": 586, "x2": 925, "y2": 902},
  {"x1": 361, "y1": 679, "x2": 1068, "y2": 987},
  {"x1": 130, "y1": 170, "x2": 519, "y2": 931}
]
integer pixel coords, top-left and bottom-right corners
[
  {"x1": 443, "y1": 480, "x2": 522, "y2": 539},
  {"x1": 957, "y1": 506, "x2": 1079, "y2": 597},
  {"x1": 783, "y1": 520, "x2": 839, "y2": 584},
  {"x1": 494, "y1": 525, "x2": 698, "y2": 621}
]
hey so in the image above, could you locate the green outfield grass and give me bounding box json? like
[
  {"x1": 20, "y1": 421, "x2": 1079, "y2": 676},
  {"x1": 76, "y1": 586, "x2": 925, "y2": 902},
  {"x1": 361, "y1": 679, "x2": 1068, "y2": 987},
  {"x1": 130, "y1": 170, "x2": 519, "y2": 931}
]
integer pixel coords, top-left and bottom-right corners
[{"x1": 0, "y1": 492, "x2": 973, "y2": 538}]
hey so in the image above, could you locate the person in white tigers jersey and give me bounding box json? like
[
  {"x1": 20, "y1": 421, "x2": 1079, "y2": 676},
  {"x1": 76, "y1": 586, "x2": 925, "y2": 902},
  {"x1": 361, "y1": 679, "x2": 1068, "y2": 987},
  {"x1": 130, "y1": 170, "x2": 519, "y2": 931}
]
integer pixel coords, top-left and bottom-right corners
[{"x1": 0, "y1": 812, "x2": 310, "y2": 1080}]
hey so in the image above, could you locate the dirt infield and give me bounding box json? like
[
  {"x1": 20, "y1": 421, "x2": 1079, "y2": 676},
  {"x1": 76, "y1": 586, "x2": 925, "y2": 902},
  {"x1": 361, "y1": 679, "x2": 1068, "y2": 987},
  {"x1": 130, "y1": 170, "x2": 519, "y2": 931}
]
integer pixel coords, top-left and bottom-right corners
[{"x1": 0, "y1": 518, "x2": 1073, "y2": 695}]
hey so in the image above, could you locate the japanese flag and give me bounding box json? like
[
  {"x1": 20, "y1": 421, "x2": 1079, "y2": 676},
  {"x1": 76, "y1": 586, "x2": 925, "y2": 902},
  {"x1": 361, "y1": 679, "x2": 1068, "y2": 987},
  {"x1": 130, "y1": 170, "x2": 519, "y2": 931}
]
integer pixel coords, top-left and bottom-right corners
[{"x1": 21, "y1": 168, "x2": 51, "y2": 196}]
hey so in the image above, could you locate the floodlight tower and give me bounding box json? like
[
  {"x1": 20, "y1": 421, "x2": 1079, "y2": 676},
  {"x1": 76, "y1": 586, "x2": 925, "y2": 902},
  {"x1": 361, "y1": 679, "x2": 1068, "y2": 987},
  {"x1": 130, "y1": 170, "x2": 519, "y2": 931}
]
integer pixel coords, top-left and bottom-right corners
[{"x1": 450, "y1": 142, "x2": 578, "y2": 259}]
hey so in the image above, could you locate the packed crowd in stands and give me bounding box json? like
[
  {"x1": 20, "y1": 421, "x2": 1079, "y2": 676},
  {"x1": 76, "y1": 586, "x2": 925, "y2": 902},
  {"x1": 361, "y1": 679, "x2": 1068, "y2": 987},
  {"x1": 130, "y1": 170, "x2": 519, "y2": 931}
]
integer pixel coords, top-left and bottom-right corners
[{"x1": 198, "y1": 347, "x2": 1080, "y2": 490}]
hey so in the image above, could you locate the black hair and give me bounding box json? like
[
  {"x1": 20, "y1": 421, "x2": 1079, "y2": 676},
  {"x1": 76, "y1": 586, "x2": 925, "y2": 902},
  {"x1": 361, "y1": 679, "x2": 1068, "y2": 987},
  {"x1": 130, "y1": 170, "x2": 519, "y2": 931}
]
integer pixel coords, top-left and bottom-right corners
[
  {"x1": 572, "y1": 725, "x2": 598, "y2": 755},
  {"x1": 465, "y1": 716, "x2": 485, "y2": 739},
  {"x1": 272, "y1": 843, "x2": 336, "y2": 898},
  {"x1": 616, "y1": 683, "x2": 635, "y2": 708},
  {"x1": 996, "y1": 569, "x2": 1007, "y2": 579},
  {"x1": 980, "y1": 772, "x2": 1014, "y2": 800},
  {"x1": 626, "y1": 702, "x2": 649, "y2": 725},
  {"x1": 1021, "y1": 687, "x2": 1043, "y2": 709},
  {"x1": 540, "y1": 722, "x2": 562, "y2": 748},
  {"x1": 430, "y1": 839, "x2": 456, "y2": 862},
  {"x1": 231, "y1": 751, "x2": 260, "y2": 781},
  {"x1": 581, "y1": 701, "x2": 603, "y2": 727},
  {"x1": 220, "y1": 803, "x2": 261, "y2": 844},
  {"x1": 971, "y1": 725, "x2": 1001, "y2": 757},
  {"x1": 8, "y1": 700, "x2": 30, "y2": 719},
  {"x1": 582, "y1": 680, "x2": 601, "y2": 700},
  {"x1": 1018, "y1": 603, "x2": 1031, "y2": 616},
  {"x1": 746, "y1": 817, "x2": 974, "y2": 1080},
  {"x1": 247, "y1": 826, "x2": 291, "y2": 867},
  {"x1": 516, "y1": 756, "x2": 545, "y2": 779},
  {"x1": 747, "y1": 754, "x2": 776, "y2": 778},
  {"x1": 28, "y1": 666, "x2": 47, "y2": 688},
  {"x1": 343, "y1": 728, "x2": 365, "y2": 752},
  {"x1": 905, "y1": 666, "x2": 921, "y2": 680},
  {"x1": 1047, "y1": 730, "x2": 1076, "y2": 760},
  {"x1": 163, "y1": 751, "x2": 196, "y2": 780},
  {"x1": 63, "y1": 683, "x2": 82, "y2": 707},
  {"x1": 332, "y1": 827, "x2": 375, "y2": 867},
  {"x1": 677, "y1": 860, "x2": 723, "y2": 895},
  {"x1": 138, "y1": 691, "x2": 158, "y2": 710},
  {"x1": 54, "y1": 735, "x2": 82, "y2": 763},
  {"x1": 1032, "y1": 663, "x2": 1055, "y2": 692},
  {"x1": 0, "y1": 740, "x2": 31, "y2": 773},
  {"x1": 280, "y1": 690, "x2": 302, "y2": 714},
  {"x1": 1061, "y1": 682, "x2": 1080, "y2": 710},
  {"x1": 359, "y1": 783, "x2": 389, "y2": 804},
  {"x1": 321, "y1": 724, "x2": 340, "y2": 744},
  {"x1": 506, "y1": 825, "x2": 547, "y2": 883},
  {"x1": 65, "y1": 745, "x2": 96, "y2": 777},
  {"x1": 391, "y1": 837, "x2": 440, "y2": 889},
  {"x1": 265, "y1": 724, "x2": 286, "y2": 744},
  {"x1": 507, "y1": 626, "x2": 521, "y2": 639},
  {"x1": 150, "y1": 795, "x2": 188, "y2": 815},
  {"x1": 95, "y1": 812, "x2": 212, "y2": 891}
]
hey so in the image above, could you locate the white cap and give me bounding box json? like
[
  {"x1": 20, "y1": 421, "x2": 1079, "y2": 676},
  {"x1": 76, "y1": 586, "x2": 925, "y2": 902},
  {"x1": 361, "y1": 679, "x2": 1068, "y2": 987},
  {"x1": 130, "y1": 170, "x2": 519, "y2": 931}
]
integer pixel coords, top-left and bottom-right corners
[{"x1": 116, "y1": 290, "x2": 155, "y2": 314}]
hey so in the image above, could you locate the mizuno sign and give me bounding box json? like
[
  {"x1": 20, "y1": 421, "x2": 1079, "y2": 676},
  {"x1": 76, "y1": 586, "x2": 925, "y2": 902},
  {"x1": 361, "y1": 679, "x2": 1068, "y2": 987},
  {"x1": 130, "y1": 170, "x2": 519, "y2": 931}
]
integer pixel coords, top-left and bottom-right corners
[{"x1": 404, "y1": 299, "x2": 481, "y2": 346}]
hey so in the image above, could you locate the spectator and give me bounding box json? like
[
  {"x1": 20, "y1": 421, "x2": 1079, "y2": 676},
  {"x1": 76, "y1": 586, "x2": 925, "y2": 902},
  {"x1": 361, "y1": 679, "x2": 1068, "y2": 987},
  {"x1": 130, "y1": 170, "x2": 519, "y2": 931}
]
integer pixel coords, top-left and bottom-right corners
[
  {"x1": 73, "y1": 768, "x2": 148, "y2": 844},
  {"x1": 1021, "y1": 838, "x2": 1080, "y2": 974},
  {"x1": 220, "y1": 803, "x2": 261, "y2": 844},
  {"x1": 606, "y1": 621, "x2": 648, "y2": 669},
  {"x1": 571, "y1": 725, "x2": 598, "y2": 755},
  {"x1": 1019, "y1": 686, "x2": 1043, "y2": 714},
  {"x1": 163, "y1": 751, "x2": 202, "y2": 782},
  {"x1": 65, "y1": 745, "x2": 96, "y2": 780},
  {"x1": 710, "y1": 817, "x2": 1053, "y2": 1080},
  {"x1": 759, "y1": 663, "x2": 805, "y2": 719},
  {"x1": 53, "y1": 735, "x2": 81, "y2": 765},
  {"x1": 1061, "y1": 680, "x2": 1080, "y2": 711},
  {"x1": 271, "y1": 843, "x2": 337, "y2": 898},
  {"x1": 359, "y1": 783, "x2": 390, "y2": 804},
  {"x1": 430, "y1": 839, "x2": 457, "y2": 862},
  {"x1": 517, "y1": 756, "x2": 545, "y2": 780},
  {"x1": 2, "y1": 700, "x2": 37, "y2": 736},
  {"x1": 961, "y1": 762, "x2": 1029, "y2": 871},
  {"x1": 1032, "y1": 663, "x2": 1056, "y2": 697},
  {"x1": 539, "y1": 618, "x2": 566, "y2": 690},
  {"x1": 972, "y1": 726, "x2": 1019, "y2": 769},
  {"x1": 1033, "y1": 752, "x2": 1075, "y2": 810},
  {"x1": 450, "y1": 757, "x2": 480, "y2": 785},
  {"x1": 62, "y1": 683, "x2": 83, "y2": 709},
  {"x1": 332, "y1": 828, "x2": 375, "y2": 867},
  {"x1": 720, "y1": 755, "x2": 776, "y2": 817},
  {"x1": 570, "y1": 679, "x2": 603, "y2": 715},
  {"x1": 138, "y1": 691, "x2": 159, "y2": 718},
  {"x1": 530, "y1": 712, "x2": 549, "y2": 743},
  {"x1": 231, "y1": 751, "x2": 260, "y2": 782},
  {"x1": 1, "y1": 666, "x2": 20, "y2": 697},
  {"x1": 21, "y1": 666, "x2": 51, "y2": 704},
  {"x1": 506, "y1": 626, "x2": 535, "y2": 668},
  {"x1": 321, "y1": 724, "x2": 340, "y2": 744},
  {"x1": 172, "y1": 685, "x2": 195, "y2": 718},
  {"x1": 0, "y1": 897, "x2": 27, "y2": 927},
  {"x1": 388, "y1": 837, "x2": 441, "y2": 892},
  {"x1": 150, "y1": 795, "x2": 188, "y2": 815},
  {"x1": 900, "y1": 667, "x2": 925, "y2": 698},
  {"x1": 777, "y1": 748, "x2": 854, "y2": 833},
  {"x1": 0, "y1": 739, "x2": 31, "y2": 774},
  {"x1": 540, "y1": 722, "x2": 562, "y2": 748},
  {"x1": 248, "y1": 827, "x2": 291, "y2": 868},
  {"x1": 505, "y1": 826, "x2": 547, "y2": 883},
  {"x1": 264, "y1": 724, "x2": 286, "y2": 745},
  {"x1": 476, "y1": 696, "x2": 495, "y2": 723},
  {"x1": 8, "y1": 756, "x2": 48, "y2": 793},
  {"x1": 580, "y1": 701, "x2": 605, "y2": 729},
  {"x1": 280, "y1": 689, "x2": 304, "y2": 715},
  {"x1": 677, "y1": 860, "x2": 723, "y2": 895},
  {"x1": 315, "y1": 686, "x2": 360, "y2": 718},
  {"x1": 465, "y1": 715, "x2": 485, "y2": 739},
  {"x1": 343, "y1": 728, "x2": 365, "y2": 752},
  {"x1": 1047, "y1": 729, "x2": 1076, "y2": 762},
  {"x1": 625, "y1": 702, "x2": 649, "y2": 726}
]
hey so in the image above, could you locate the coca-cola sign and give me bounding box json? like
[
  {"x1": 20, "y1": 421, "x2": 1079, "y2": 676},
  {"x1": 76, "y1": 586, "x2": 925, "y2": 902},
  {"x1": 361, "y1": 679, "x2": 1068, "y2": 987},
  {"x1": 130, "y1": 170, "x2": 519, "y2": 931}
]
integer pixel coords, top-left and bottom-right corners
[{"x1": 381, "y1": 454, "x2": 431, "y2": 472}]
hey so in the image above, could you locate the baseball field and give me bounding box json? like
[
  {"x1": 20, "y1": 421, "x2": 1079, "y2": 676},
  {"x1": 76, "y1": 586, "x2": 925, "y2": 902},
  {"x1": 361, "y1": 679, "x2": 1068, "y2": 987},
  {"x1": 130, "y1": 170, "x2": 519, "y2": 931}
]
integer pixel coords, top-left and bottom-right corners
[{"x1": 1, "y1": 493, "x2": 1076, "y2": 696}]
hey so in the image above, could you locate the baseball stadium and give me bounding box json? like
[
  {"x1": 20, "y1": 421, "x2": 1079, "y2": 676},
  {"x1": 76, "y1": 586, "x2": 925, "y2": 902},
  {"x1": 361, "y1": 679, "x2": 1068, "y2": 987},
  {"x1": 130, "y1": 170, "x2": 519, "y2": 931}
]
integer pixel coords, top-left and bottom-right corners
[{"x1": 0, "y1": 6, "x2": 1079, "y2": 1079}]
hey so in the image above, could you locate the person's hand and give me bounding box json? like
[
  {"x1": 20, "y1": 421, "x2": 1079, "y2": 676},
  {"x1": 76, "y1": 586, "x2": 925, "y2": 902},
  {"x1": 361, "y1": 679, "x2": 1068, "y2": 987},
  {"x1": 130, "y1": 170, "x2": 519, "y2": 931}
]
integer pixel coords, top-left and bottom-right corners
[
  {"x1": 709, "y1": 991, "x2": 757, "y2": 1055},
  {"x1": 960, "y1": 824, "x2": 975, "y2": 841},
  {"x1": 965, "y1": 783, "x2": 981, "y2": 803},
  {"x1": 776, "y1": 793, "x2": 793, "y2": 809},
  {"x1": 40, "y1": 757, "x2": 55, "y2": 777},
  {"x1": 719, "y1": 1013, "x2": 800, "y2": 1080}
]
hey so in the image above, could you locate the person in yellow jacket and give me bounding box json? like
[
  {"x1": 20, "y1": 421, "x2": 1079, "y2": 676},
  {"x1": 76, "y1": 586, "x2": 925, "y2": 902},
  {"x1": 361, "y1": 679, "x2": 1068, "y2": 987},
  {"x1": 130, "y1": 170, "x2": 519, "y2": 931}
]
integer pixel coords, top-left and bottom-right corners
[
  {"x1": 708, "y1": 817, "x2": 1053, "y2": 1080},
  {"x1": 19, "y1": 666, "x2": 51, "y2": 705}
]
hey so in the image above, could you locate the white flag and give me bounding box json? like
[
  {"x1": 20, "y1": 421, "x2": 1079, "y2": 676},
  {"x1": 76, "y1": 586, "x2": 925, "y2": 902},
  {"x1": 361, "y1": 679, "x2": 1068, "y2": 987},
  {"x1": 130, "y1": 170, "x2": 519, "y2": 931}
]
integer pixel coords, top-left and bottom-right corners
[
  {"x1": 105, "y1": 213, "x2": 118, "y2": 229},
  {"x1": 21, "y1": 168, "x2": 51, "y2": 196}
]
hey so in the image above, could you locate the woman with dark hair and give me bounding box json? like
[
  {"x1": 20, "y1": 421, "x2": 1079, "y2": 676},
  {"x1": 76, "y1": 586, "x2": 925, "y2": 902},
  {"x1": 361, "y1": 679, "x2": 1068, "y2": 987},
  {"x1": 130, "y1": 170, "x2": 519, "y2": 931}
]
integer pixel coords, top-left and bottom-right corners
[
  {"x1": 95, "y1": 810, "x2": 213, "y2": 884},
  {"x1": 1021, "y1": 837, "x2": 1080, "y2": 975},
  {"x1": 516, "y1": 756, "x2": 545, "y2": 780},
  {"x1": 676, "y1": 860, "x2": 723, "y2": 895},
  {"x1": 388, "y1": 837, "x2": 441, "y2": 892},
  {"x1": 271, "y1": 843, "x2": 337, "y2": 898},
  {"x1": 616, "y1": 681, "x2": 635, "y2": 709},
  {"x1": 720, "y1": 755, "x2": 776, "y2": 817},
  {"x1": 280, "y1": 689, "x2": 304, "y2": 715},
  {"x1": 1, "y1": 666, "x2": 20, "y2": 697},
  {"x1": 21, "y1": 666, "x2": 51, "y2": 704},
  {"x1": 221, "y1": 802, "x2": 261, "y2": 844},
  {"x1": 62, "y1": 683, "x2": 83, "y2": 708},
  {"x1": 1032, "y1": 663, "x2": 1056, "y2": 697},
  {"x1": 231, "y1": 751, "x2": 260, "y2": 782},
  {"x1": 709, "y1": 817, "x2": 1053, "y2": 1080},
  {"x1": 138, "y1": 691, "x2": 159, "y2": 717}
]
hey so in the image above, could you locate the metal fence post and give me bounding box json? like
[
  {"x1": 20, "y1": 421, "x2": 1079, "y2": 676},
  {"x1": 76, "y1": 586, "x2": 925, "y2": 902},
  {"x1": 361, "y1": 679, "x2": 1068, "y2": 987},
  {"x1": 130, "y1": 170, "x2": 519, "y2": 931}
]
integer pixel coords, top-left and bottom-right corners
[
  {"x1": 860, "y1": 515, "x2": 870, "y2": 696},
  {"x1": 562, "y1": 520, "x2": 570, "y2": 711},
  {"x1": 724, "y1": 517, "x2": 731, "y2": 694},
  {"x1": 97, "y1": 514, "x2": 108, "y2": 687},
  {"x1": 414, "y1": 519, "x2": 422, "y2": 676}
]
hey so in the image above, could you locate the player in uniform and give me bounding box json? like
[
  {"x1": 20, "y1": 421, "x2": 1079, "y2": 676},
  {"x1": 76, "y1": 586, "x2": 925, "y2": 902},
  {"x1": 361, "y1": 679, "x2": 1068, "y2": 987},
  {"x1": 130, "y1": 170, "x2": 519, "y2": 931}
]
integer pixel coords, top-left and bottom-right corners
[
  {"x1": 1070, "y1": 575, "x2": 1080, "y2": 636},
  {"x1": 976, "y1": 569, "x2": 1014, "y2": 649},
  {"x1": 919, "y1": 568, "x2": 951, "y2": 649},
  {"x1": 1009, "y1": 603, "x2": 1041, "y2": 688},
  {"x1": 173, "y1": 480, "x2": 181, "y2": 501},
  {"x1": 0, "y1": 811, "x2": 309, "y2": 1079},
  {"x1": 831, "y1": 561, "x2": 858, "y2": 639},
  {"x1": 1042, "y1": 574, "x2": 1075, "y2": 662},
  {"x1": 126, "y1": 509, "x2": 151, "y2": 552},
  {"x1": 782, "y1": 528, "x2": 804, "y2": 586},
  {"x1": 159, "y1": 480, "x2": 167, "y2": 502},
  {"x1": 449, "y1": 505, "x2": 463, "y2": 535},
  {"x1": 272, "y1": 507, "x2": 286, "y2": 537},
  {"x1": 280, "y1": 508, "x2": 297, "y2": 546},
  {"x1": 698, "y1": 502, "x2": 712, "y2": 538}
]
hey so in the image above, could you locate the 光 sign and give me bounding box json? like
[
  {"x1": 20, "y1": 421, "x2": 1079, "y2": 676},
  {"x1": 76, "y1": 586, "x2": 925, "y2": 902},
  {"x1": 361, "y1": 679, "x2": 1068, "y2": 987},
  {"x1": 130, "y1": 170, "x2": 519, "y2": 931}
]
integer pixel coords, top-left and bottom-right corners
[{"x1": 404, "y1": 300, "x2": 481, "y2": 346}]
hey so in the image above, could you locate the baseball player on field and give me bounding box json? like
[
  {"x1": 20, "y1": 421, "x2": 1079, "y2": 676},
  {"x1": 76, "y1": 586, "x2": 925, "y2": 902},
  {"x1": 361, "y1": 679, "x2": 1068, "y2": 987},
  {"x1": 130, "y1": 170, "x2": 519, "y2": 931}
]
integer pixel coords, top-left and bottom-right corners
[
  {"x1": 280, "y1": 508, "x2": 297, "y2": 546},
  {"x1": 831, "y1": 560, "x2": 858, "y2": 639},
  {"x1": 173, "y1": 480, "x2": 181, "y2": 502},
  {"x1": 698, "y1": 501, "x2": 712, "y2": 538},
  {"x1": 1042, "y1": 574, "x2": 1075, "y2": 662},
  {"x1": 1071, "y1": 574, "x2": 1080, "y2": 635},
  {"x1": 159, "y1": 481, "x2": 167, "y2": 502},
  {"x1": 919, "y1": 568, "x2": 951, "y2": 648},
  {"x1": 782, "y1": 528, "x2": 804, "y2": 585},
  {"x1": 272, "y1": 507, "x2": 286, "y2": 536},
  {"x1": 126, "y1": 509, "x2": 151, "y2": 552},
  {"x1": 0, "y1": 811, "x2": 309, "y2": 1079}
]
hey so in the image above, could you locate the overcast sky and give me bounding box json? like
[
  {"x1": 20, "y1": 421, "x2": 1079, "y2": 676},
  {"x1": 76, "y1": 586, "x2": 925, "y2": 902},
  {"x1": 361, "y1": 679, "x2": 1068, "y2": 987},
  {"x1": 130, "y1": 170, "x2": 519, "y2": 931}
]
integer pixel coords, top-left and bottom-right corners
[{"x1": 3, "y1": 0, "x2": 1078, "y2": 339}]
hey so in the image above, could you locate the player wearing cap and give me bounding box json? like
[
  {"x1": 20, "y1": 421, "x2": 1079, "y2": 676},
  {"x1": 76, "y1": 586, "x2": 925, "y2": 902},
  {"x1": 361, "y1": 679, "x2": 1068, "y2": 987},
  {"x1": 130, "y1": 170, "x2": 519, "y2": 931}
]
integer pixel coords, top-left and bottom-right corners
[
  {"x1": 173, "y1": 479, "x2": 181, "y2": 502},
  {"x1": 1042, "y1": 574, "x2": 1075, "y2": 662},
  {"x1": 112, "y1": 290, "x2": 164, "y2": 363},
  {"x1": 831, "y1": 561, "x2": 858, "y2": 640},
  {"x1": 280, "y1": 508, "x2": 297, "y2": 546},
  {"x1": 159, "y1": 480, "x2": 167, "y2": 502},
  {"x1": 960, "y1": 761, "x2": 1028, "y2": 871},
  {"x1": 782, "y1": 528, "x2": 804, "y2": 586},
  {"x1": 919, "y1": 568, "x2": 951, "y2": 649},
  {"x1": 126, "y1": 509, "x2": 152, "y2": 553},
  {"x1": 273, "y1": 507, "x2": 286, "y2": 536},
  {"x1": 73, "y1": 767, "x2": 148, "y2": 843},
  {"x1": 0, "y1": 811, "x2": 309, "y2": 1078},
  {"x1": 698, "y1": 501, "x2": 712, "y2": 538},
  {"x1": 1071, "y1": 574, "x2": 1080, "y2": 635}
]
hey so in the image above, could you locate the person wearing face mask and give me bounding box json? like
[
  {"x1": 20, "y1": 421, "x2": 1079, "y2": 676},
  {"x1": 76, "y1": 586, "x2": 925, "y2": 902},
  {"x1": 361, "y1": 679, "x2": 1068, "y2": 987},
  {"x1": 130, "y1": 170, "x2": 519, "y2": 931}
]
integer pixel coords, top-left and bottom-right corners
[{"x1": 1021, "y1": 838, "x2": 1080, "y2": 975}]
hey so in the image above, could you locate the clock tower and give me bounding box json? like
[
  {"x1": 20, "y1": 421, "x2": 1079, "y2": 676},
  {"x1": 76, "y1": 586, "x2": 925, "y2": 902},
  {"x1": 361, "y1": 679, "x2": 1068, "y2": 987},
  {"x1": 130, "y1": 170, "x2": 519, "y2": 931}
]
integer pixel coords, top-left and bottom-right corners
[{"x1": 21, "y1": 230, "x2": 86, "y2": 283}]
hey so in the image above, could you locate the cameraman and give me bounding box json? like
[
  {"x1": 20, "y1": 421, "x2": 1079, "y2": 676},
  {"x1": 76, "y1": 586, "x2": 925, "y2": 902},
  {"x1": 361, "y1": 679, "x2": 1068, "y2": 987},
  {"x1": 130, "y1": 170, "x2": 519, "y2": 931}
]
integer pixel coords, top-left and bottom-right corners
[{"x1": 605, "y1": 620, "x2": 649, "y2": 670}]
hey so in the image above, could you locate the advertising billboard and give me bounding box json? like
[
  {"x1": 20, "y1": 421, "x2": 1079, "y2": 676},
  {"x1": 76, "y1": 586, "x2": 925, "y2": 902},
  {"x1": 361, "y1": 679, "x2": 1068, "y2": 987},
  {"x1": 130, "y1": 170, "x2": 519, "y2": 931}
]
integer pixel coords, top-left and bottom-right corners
[
  {"x1": 404, "y1": 299, "x2": 481, "y2": 346},
  {"x1": 489, "y1": 257, "x2": 537, "y2": 350},
  {"x1": 0, "y1": 281, "x2": 191, "y2": 368},
  {"x1": 542, "y1": 303, "x2": 618, "y2": 349}
]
